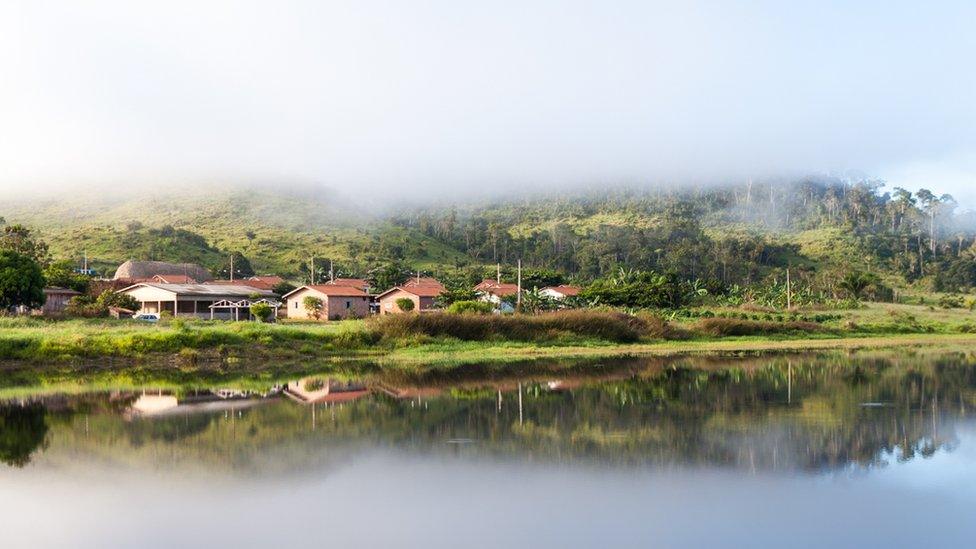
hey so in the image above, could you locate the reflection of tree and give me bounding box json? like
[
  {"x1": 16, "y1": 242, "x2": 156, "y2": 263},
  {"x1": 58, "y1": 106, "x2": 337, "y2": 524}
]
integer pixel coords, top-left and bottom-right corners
[
  {"x1": 9, "y1": 351, "x2": 976, "y2": 474},
  {"x1": 0, "y1": 403, "x2": 49, "y2": 467}
]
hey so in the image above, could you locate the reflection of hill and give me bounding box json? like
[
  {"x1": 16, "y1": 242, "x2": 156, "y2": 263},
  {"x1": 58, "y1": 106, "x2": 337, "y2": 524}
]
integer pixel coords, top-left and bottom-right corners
[{"x1": 3, "y1": 351, "x2": 975, "y2": 475}]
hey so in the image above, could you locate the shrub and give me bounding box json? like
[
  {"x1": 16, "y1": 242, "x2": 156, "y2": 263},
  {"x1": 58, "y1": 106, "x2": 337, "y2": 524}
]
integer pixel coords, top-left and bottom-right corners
[
  {"x1": 446, "y1": 300, "x2": 494, "y2": 314},
  {"x1": 249, "y1": 302, "x2": 274, "y2": 322},
  {"x1": 938, "y1": 294, "x2": 965, "y2": 309},
  {"x1": 395, "y1": 297, "x2": 415, "y2": 312},
  {"x1": 693, "y1": 317, "x2": 823, "y2": 337},
  {"x1": 368, "y1": 310, "x2": 646, "y2": 343},
  {"x1": 302, "y1": 296, "x2": 323, "y2": 320}
]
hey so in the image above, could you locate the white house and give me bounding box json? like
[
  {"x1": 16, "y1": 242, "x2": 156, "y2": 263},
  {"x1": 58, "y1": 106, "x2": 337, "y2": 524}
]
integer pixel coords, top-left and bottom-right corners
[{"x1": 119, "y1": 282, "x2": 277, "y2": 320}]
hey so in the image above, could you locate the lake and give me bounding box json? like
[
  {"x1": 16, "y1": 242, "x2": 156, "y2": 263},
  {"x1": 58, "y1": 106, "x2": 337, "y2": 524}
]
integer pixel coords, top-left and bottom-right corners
[{"x1": 1, "y1": 350, "x2": 975, "y2": 548}]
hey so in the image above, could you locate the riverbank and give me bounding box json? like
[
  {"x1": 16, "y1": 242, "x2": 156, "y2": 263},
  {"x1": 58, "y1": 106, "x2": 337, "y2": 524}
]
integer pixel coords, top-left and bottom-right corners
[{"x1": 0, "y1": 303, "x2": 974, "y2": 370}]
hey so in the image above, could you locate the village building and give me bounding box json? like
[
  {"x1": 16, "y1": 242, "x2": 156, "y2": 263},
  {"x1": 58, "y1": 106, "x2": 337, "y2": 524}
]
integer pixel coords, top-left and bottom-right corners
[
  {"x1": 324, "y1": 278, "x2": 370, "y2": 293},
  {"x1": 207, "y1": 275, "x2": 284, "y2": 291},
  {"x1": 119, "y1": 282, "x2": 277, "y2": 320},
  {"x1": 38, "y1": 287, "x2": 82, "y2": 316},
  {"x1": 474, "y1": 279, "x2": 520, "y2": 312},
  {"x1": 540, "y1": 285, "x2": 582, "y2": 300},
  {"x1": 376, "y1": 281, "x2": 444, "y2": 314},
  {"x1": 113, "y1": 260, "x2": 213, "y2": 283},
  {"x1": 282, "y1": 285, "x2": 370, "y2": 321},
  {"x1": 151, "y1": 274, "x2": 197, "y2": 284}
]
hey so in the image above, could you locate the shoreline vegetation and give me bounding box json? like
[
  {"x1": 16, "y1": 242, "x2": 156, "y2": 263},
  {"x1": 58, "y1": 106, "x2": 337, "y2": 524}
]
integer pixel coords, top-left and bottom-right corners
[{"x1": 1, "y1": 302, "x2": 974, "y2": 371}]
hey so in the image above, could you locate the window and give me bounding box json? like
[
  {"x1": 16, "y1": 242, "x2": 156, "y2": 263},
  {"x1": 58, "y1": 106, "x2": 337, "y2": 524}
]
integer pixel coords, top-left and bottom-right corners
[
  {"x1": 345, "y1": 300, "x2": 351, "y2": 309},
  {"x1": 294, "y1": 301, "x2": 298, "y2": 308}
]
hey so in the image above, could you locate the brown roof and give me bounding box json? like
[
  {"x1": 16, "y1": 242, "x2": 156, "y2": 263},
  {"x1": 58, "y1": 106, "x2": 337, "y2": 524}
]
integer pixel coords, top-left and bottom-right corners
[
  {"x1": 325, "y1": 278, "x2": 368, "y2": 291},
  {"x1": 284, "y1": 285, "x2": 369, "y2": 298},
  {"x1": 544, "y1": 285, "x2": 582, "y2": 296},
  {"x1": 207, "y1": 278, "x2": 280, "y2": 291},
  {"x1": 151, "y1": 274, "x2": 197, "y2": 284},
  {"x1": 474, "y1": 279, "x2": 520, "y2": 296},
  {"x1": 403, "y1": 277, "x2": 444, "y2": 290},
  {"x1": 43, "y1": 287, "x2": 82, "y2": 296},
  {"x1": 378, "y1": 284, "x2": 444, "y2": 299}
]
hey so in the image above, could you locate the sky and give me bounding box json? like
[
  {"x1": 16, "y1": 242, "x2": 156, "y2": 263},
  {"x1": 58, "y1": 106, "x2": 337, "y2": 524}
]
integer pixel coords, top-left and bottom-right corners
[{"x1": 1, "y1": 0, "x2": 974, "y2": 203}]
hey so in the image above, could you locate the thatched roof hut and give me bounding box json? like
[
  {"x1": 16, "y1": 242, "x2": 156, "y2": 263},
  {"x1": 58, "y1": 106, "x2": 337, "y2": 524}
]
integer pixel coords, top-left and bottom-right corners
[{"x1": 113, "y1": 260, "x2": 213, "y2": 282}]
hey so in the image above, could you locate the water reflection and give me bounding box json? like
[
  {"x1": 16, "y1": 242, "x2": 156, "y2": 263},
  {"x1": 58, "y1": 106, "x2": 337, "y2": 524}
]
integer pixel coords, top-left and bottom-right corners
[{"x1": 1, "y1": 350, "x2": 973, "y2": 474}]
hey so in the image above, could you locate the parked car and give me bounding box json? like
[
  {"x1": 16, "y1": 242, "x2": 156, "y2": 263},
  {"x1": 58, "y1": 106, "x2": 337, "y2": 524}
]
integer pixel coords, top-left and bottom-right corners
[{"x1": 133, "y1": 313, "x2": 160, "y2": 322}]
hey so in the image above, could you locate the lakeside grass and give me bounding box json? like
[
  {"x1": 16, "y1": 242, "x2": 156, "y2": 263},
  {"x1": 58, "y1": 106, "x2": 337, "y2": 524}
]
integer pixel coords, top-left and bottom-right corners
[{"x1": 0, "y1": 302, "x2": 973, "y2": 369}]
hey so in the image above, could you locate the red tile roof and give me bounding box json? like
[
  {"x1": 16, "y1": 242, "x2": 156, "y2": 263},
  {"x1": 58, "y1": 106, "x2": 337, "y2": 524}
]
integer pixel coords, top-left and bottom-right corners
[
  {"x1": 151, "y1": 274, "x2": 198, "y2": 284},
  {"x1": 474, "y1": 280, "x2": 520, "y2": 296},
  {"x1": 207, "y1": 278, "x2": 281, "y2": 291},
  {"x1": 379, "y1": 285, "x2": 444, "y2": 299},
  {"x1": 300, "y1": 285, "x2": 369, "y2": 297},
  {"x1": 403, "y1": 277, "x2": 444, "y2": 289},
  {"x1": 544, "y1": 285, "x2": 582, "y2": 297},
  {"x1": 325, "y1": 278, "x2": 369, "y2": 291}
]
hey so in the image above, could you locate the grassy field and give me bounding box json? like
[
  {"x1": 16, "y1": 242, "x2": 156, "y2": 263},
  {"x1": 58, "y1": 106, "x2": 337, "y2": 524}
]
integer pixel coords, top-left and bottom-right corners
[{"x1": 0, "y1": 302, "x2": 973, "y2": 370}]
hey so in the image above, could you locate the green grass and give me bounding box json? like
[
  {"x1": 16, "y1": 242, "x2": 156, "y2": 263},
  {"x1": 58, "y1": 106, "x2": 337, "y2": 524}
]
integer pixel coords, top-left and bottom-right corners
[{"x1": 0, "y1": 302, "x2": 973, "y2": 367}]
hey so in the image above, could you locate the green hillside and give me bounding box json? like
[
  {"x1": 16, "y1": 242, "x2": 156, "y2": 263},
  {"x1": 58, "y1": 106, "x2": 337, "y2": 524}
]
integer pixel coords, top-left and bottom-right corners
[{"x1": 1, "y1": 186, "x2": 468, "y2": 279}]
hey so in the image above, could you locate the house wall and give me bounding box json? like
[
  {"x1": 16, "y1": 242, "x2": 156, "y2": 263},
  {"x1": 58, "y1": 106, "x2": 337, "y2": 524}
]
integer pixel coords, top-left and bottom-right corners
[{"x1": 379, "y1": 289, "x2": 419, "y2": 314}]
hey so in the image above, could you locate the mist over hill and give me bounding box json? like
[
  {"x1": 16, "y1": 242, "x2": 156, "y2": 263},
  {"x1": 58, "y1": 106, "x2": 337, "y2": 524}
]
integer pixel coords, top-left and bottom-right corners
[{"x1": 2, "y1": 177, "x2": 975, "y2": 295}]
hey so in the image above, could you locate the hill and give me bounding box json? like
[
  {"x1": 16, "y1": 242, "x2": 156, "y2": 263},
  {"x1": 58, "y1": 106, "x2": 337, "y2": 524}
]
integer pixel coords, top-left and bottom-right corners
[
  {"x1": 3, "y1": 178, "x2": 975, "y2": 299},
  {"x1": 0, "y1": 185, "x2": 468, "y2": 279}
]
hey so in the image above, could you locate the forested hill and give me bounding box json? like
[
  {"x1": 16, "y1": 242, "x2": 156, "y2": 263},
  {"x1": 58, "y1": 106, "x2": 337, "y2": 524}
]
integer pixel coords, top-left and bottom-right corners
[{"x1": 2, "y1": 177, "x2": 975, "y2": 296}]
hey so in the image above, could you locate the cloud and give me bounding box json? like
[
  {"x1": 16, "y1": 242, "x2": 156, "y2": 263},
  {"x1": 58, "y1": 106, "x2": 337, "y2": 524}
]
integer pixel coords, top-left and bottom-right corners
[{"x1": 0, "y1": 0, "x2": 974, "y2": 202}]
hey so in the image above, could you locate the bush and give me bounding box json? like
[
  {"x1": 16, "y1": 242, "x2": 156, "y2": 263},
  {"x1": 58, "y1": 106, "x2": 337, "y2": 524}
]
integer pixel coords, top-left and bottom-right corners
[
  {"x1": 938, "y1": 294, "x2": 965, "y2": 309},
  {"x1": 368, "y1": 310, "x2": 647, "y2": 343},
  {"x1": 395, "y1": 297, "x2": 415, "y2": 312},
  {"x1": 693, "y1": 317, "x2": 823, "y2": 337},
  {"x1": 249, "y1": 302, "x2": 274, "y2": 322},
  {"x1": 446, "y1": 300, "x2": 493, "y2": 314}
]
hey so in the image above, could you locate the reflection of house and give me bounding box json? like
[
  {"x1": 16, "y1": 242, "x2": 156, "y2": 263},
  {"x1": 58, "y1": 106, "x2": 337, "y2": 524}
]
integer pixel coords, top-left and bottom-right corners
[
  {"x1": 376, "y1": 279, "x2": 445, "y2": 314},
  {"x1": 540, "y1": 285, "x2": 581, "y2": 300},
  {"x1": 282, "y1": 285, "x2": 370, "y2": 320},
  {"x1": 284, "y1": 378, "x2": 369, "y2": 404},
  {"x1": 474, "y1": 280, "x2": 519, "y2": 312},
  {"x1": 127, "y1": 390, "x2": 268, "y2": 417},
  {"x1": 39, "y1": 287, "x2": 82, "y2": 315},
  {"x1": 119, "y1": 282, "x2": 276, "y2": 320}
]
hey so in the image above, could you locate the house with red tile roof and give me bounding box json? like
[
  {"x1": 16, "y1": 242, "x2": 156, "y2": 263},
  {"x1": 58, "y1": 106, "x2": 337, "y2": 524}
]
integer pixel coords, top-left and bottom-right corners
[
  {"x1": 282, "y1": 285, "x2": 370, "y2": 320},
  {"x1": 474, "y1": 279, "x2": 520, "y2": 312},
  {"x1": 376, "y1": 279, "x2": 445, "y2": 314},
  {"x1": 324, "y1": 278, "x2": 370, "y2": 293},
  {"x1": 540, "y1": 285, "x2": 582, "y2": 299}
]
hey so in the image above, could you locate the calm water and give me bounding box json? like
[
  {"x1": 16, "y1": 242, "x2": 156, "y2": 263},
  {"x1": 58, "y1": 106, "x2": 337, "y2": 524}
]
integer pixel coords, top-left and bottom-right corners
[{"x1": 2, "y1": 351, "x2": 976, "y2": 548}]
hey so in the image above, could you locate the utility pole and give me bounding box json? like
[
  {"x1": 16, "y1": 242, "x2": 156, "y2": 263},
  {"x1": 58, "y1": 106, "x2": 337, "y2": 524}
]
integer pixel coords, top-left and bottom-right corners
[
  {"x1": 516, "y1": 259, "x2": 522, "y2": 309},
  {"x1": 416, "y1": 270, "x2": 421, "y2": 284},
  {"x1": 496, "y1": 263, "x2": 501, "y2": 284},
  {"x1": 310, "y1": 256, "x2": 315, "y2": 285},
  {"x1": 230, "y1": 254, "x2": 235, "y2": 281},
  {"x1": 329, "y1": 260, "x2": 334, "y2": 283},
  {"x1": 785, "y1": 268, "x2": 791, "y2": 310}
]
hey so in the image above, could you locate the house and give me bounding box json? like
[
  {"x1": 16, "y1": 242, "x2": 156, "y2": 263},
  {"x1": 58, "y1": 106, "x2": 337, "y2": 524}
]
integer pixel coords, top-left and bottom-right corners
[
  {"x1": 113, "y1": 260, "x2": 213, "y2": 283},
  {"x1": 540, "y1": 285, "x2": 582, "y2": 300},
  {"x1": 474, "y1": 279, "x2": 520, "y2": 312},
  {"x1": 151, "y1": 274, "x2": 198, "y2": 284},
  {"x1": 282, "y1": 285, "x2": 370, "y2": 320},
  {"x1": 376, "y1": 281, "x2": 445, "y2": 314},
  {"x1": 325, "y1": 278, "x2": 370, "y2": 293},
  {"x1": 403, "y1": 277, "x2": 445, "y2": 290},
  {"x1": 118, "y1": 282, "x2": 277, "y2": 320},
  {"x1": 39, "y1": 287, "x2": 82, "y2": 315},
  {"x1": 207, "y1": 275, "x2": 283, "y2": 291}
]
